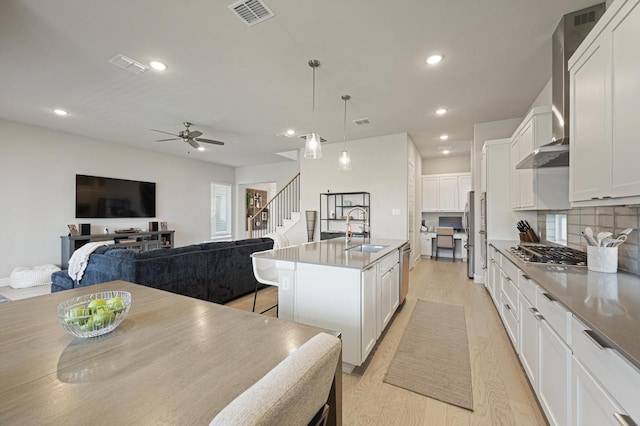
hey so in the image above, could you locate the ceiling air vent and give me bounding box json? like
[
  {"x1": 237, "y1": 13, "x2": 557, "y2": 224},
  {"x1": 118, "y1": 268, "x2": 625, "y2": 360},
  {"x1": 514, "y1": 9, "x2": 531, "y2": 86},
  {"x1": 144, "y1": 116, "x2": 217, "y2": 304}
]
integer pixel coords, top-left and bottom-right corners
[
  {"x1": 353, "y1": 118, "x2": 370, "y2": 126},
  {"x1": 229, "y1": 0, "x2": 275, "y2": 27},
  {"x1": 108, "y1": 54, "x2": 148, "y2": 75}
]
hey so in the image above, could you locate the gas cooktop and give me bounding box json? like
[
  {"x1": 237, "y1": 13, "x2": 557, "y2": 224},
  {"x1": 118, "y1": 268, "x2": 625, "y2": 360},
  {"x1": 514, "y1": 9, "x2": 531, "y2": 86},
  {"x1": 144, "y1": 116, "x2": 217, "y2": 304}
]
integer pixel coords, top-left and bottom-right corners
[{"x1": 508, "y1": 243, "x2": 587, "y2": 267}]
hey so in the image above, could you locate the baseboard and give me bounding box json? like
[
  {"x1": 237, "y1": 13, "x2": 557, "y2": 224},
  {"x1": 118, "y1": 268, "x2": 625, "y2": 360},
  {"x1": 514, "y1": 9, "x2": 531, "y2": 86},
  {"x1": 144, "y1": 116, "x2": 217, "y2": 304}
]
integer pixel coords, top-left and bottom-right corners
[
  {"x1": 473, "y1": 273, "x2": 485, "y2": 284},
  {"x1": 0, "y1": 277, "x2": 10, "y2": 287}
]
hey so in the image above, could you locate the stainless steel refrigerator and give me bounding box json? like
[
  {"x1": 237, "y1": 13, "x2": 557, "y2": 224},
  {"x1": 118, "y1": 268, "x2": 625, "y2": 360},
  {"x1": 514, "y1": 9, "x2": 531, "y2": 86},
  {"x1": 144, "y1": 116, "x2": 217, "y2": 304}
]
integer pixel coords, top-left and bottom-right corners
[{"x1": 464, "y1": 191, "x2": 475, "y2": 279}]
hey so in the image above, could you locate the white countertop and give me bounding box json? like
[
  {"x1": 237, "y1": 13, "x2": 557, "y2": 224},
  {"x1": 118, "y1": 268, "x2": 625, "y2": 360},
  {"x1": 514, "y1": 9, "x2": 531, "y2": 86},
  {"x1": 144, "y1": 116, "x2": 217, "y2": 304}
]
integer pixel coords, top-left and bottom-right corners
[
  {"x1": 251, "y1": 238, "x2": 408, "y2": 270},
  {"x1": 490, "y1": 240, "x2": 640, "y2": 370}
]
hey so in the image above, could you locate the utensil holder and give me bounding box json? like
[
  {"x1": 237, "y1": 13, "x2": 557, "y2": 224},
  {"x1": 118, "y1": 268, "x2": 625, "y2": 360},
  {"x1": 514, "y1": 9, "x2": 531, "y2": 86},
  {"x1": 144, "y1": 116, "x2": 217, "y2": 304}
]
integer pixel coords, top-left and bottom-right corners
[
  {"x1": 587, "y1": 246, "x2": 618, "y2": 273},
  {"x1": 519, "y1": 232, "x2": 527, "y2": 242}
]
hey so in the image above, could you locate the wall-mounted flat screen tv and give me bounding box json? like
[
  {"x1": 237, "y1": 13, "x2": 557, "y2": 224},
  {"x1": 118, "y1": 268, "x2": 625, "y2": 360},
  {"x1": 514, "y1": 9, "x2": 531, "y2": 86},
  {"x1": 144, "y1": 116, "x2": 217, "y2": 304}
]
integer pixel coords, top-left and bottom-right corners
[{"x1": 76, "y1": 174, "x2": 156, "y2": 218}]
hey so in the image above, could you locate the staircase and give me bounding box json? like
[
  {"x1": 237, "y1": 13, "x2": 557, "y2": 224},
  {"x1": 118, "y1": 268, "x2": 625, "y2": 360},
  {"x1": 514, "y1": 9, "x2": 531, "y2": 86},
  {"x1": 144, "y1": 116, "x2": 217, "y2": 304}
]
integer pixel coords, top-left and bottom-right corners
[{"x1": 247, "y1": 173, "x2": 300, "y2": 238}]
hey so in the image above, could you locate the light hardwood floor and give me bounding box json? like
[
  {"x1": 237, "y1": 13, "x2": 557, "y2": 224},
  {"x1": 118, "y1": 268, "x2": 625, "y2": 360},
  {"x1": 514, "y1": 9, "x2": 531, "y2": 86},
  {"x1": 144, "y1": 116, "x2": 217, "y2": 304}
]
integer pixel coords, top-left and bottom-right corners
[{"x1": 226, "y1": 259, "x2": 547, "y2": 426}]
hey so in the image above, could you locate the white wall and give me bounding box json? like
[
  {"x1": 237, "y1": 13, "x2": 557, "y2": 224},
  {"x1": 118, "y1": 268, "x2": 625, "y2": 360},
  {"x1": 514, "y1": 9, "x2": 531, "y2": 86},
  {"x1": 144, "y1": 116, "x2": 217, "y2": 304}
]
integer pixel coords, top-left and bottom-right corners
[
  {"x1": 422, "y1": 154, "x2": 470, "y2": 174},
  {"x1": 0, "y1": 119, "x2": 234, "y2": 278},
  {"x1": 294, "y1": 133, "x2": 410, "y2": 246}
]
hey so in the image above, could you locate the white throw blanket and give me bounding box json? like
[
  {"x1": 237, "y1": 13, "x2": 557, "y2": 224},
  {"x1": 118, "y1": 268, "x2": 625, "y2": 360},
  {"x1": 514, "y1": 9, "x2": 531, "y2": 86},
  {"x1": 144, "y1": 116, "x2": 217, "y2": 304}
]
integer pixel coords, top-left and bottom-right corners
[
  {"x1": 67, "y1": 241, "x2": 113, "y2": 283},
  {"x1": 266, "y1": 233, "x2": 289, "y2": 249}
]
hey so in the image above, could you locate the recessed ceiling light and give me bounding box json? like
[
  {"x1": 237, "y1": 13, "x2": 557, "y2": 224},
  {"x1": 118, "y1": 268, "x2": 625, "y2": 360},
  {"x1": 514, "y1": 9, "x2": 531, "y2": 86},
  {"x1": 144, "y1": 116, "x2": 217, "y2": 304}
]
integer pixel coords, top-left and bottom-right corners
[
  {"x1": 150, "y1": 61, "x2": 167, "y2": 71},
  {"x1": 442, "y1": 150, "x2": 450, "y2": 155},
  {"x1": 53, "y1": 109, "x2": 68, "y2": 116},
  {"x1": 197, "y1": 146, "x2": 205, "y2": 151},
  {"x1": 285, "y1": 129, "x2": 296, "y2": 137},
  {"x1": 426, "y1": 54, "x2": 443, "y2": 65},
  {"x1": 435, "y1": 108, "x2": 447, "y2": 116},
  {"x1": 440, "y1": 134, "x2": 449, "y2": 140}
]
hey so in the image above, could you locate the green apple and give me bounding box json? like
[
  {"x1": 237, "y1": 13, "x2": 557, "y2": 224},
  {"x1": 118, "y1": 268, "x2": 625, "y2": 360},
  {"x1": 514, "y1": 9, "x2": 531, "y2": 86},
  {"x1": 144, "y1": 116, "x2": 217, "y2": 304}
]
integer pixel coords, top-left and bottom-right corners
[
  {"x1": 87, "y1": 299, "x2": 107, "y2": 310},
  {"x1": 106, "y1": 297, "x2": 124, "y2": 313},
  {"x1": 65, "y1": 306, "x2": 90, "y2": 325},
  {"x1": 80, "y1": 317, "x2": 94, "y2": 331},
  {"x1": 92, "y1": 311, "x2": 115, "y2": 328}
]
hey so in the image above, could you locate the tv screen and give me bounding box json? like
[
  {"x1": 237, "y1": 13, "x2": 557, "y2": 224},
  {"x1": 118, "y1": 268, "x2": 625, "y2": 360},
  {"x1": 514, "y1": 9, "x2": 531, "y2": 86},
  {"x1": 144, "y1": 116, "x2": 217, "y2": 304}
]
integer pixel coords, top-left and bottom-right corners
[
  {"x1": 76, "y1": 175, "x2": 156, "y2": 218},
  {"x1": 438, "y1": 216, "x2": 463, "y2": 231}
]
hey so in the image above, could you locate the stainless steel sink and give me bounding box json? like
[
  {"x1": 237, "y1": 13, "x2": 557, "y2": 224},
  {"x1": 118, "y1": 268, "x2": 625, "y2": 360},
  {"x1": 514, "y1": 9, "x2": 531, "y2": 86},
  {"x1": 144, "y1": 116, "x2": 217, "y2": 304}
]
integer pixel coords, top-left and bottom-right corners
[{"x1": 346, "y1": 244, "x2": 388, "y2": 253}]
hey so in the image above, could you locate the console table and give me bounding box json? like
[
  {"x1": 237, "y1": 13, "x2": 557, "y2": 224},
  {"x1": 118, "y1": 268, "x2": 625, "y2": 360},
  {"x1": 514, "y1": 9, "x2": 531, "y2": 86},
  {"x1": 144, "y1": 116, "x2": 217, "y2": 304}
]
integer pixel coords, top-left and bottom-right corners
[{"x1": 60, "y1": 230, "x2": 175, "y2": 269}]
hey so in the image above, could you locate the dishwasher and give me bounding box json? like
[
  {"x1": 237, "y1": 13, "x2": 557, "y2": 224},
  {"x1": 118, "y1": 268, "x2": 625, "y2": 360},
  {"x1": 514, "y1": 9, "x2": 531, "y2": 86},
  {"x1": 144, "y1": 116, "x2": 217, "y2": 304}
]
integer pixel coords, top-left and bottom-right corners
[{"x1": 399, "y1": 243, "x2": 411, "y2": 303}]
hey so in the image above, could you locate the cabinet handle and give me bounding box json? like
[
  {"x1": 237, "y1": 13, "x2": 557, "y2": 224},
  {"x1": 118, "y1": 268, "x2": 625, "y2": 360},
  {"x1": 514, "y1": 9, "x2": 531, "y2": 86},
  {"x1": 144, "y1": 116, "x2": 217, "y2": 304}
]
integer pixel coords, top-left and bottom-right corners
[
  {"x1": 582, "y1": 329, "x2": 611, "y2": 350},
  {"x1": 613, "y1": 413, "x2": 636, "y2": 426},
  {"x1": 542, "y1": 292, "x2": 556, "y2": 302},
  {"x1": 479, "y1": 230, "x2": 486, "y2": 234},
  {"x1": 504, "y1": 303, "x2": 511, "y2": 311},
  {"x1": 522, "y1": 274, "x2": 531, "y2": 280},
  {"x1": 528, "y1": 307, "x2": 538, "y2": 314},
  {"x1": 534, "y1": 313, "x2": 545, "y2": 321}
]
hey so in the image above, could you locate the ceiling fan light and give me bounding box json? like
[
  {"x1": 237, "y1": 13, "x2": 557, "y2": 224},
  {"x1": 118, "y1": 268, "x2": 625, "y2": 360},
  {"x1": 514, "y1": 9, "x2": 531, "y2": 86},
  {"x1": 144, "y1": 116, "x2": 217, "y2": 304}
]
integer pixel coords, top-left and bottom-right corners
[
  {"x1": 338, "y1": 150, "x2": 352, "y2": 171},
  {"x1": 304, "y1": 133, "x2": 322, "y2": 159}
]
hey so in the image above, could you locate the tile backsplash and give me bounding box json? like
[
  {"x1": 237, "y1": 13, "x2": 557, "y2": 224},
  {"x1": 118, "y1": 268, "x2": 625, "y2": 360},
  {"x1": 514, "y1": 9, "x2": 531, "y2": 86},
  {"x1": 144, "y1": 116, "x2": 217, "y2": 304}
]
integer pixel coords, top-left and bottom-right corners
[{"x1": 537, "y1": 207, "x2": 640, "y2": 275}]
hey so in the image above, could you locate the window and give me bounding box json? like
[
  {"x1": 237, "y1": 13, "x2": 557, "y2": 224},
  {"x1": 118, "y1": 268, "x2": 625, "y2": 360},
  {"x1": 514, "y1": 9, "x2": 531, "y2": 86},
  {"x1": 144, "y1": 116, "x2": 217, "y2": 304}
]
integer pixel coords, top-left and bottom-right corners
[
  {"x1": 546, "y1": 213, "x2": 567, "y2": 245},
  {"x1": 211, "y1": 183, "x2": 232, "y2": 239}
]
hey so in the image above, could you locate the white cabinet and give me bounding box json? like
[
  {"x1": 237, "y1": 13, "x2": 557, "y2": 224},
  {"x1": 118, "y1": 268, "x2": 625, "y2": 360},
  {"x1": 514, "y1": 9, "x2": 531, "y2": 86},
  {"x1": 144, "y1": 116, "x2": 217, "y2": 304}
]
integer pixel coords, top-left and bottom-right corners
[
  {"x1": 510, "y1": 106, "x2": 569, "y2": 210},
  {"x1": 571, "y1": 316, "x2": 640, "y2": 424},
  {"x1": 520, "y1": 292, "x2": 540, "y2": 393},
  {"x1": 421, "y1": 173, "x2": 470, "y2": 212},
  {"x1": 572, "y1": 357, "x2": 628, "y2": 426},
  {"x1": 361, "y1": 264, "x2": 378, "y2": 362},
  {"x1": 458, "y1": 174, "x2": 471, "y2": 210},
  {"x1": 539, "y1": 319, "x2": 572, "y2": 426},
  {"x1": 378, "y1": 252, "x2": 400, "y2": 333},
  {"x1": 420, "y1": 232, "x2": 432, "y2": 257},
  {"x1": 570, "y1": 0, "x2": 640, "y2": 206},
  {"x1": 421, "y1": 177, "x2": 438, "y2": 211}
]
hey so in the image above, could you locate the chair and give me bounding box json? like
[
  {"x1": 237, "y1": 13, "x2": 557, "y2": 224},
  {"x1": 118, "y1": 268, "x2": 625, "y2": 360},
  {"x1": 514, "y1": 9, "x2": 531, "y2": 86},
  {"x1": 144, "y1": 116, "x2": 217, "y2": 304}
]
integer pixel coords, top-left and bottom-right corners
[
  {"x1": 209, "y1": 332, "x2": 341, "y2": 426},
  {"x1": 252, "y1": 233, "x2": 290, "y2": 314},
  {"x1": 435, "y1": 227, "x2": 455, "y2": 261}
]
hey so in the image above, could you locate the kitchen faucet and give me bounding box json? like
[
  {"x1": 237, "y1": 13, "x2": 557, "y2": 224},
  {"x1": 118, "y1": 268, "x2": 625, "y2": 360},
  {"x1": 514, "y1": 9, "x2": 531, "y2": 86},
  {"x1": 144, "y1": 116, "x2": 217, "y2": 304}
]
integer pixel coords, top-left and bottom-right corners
[{"x1": 345, "y1": 207, "x2": 369, "y2": 245}]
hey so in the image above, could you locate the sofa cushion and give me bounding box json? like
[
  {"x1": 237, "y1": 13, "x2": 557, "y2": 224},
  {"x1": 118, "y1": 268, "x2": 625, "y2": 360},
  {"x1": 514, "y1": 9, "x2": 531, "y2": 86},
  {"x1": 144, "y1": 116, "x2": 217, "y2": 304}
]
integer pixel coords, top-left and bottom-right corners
[
  {"x1": 199, "y1": 241, "x2": 236, "y2": 251},
  {"x1": 137, "y1": 245, "x2": 201, "y2": 259}
]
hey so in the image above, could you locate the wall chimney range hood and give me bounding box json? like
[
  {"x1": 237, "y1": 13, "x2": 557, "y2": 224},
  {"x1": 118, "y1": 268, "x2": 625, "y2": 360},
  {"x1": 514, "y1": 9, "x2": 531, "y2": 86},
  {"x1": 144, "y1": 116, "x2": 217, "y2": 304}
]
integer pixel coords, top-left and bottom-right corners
[{"x1": 517, "y1": 3, "x2": 605, "y2": 170}]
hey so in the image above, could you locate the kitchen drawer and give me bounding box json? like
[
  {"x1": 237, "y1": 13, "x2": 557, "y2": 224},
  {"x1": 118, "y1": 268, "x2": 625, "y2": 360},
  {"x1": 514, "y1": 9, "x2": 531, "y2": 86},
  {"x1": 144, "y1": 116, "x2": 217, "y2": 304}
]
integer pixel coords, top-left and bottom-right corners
[
  {"x1": 501, "y1": 271, "x2": 519, "y2": 318},
  {"x1": 379, "y1": 250, "x2": 399, "y2": 274},
  {"x1": 500, "y1": 257, "x2": 519, "y2": 283},
  {"x1": 501, "y1": 288, "x2": 519, "y2": 352},
  {"x1": 572, "y1": 316, "x2": 640, "y2": 423},
  {"x1": 537, "y1": 287, "x2": 571, "y2": 345},
  {"x1": 519, "y1": 271, "x2": 538, "y2": 306}
]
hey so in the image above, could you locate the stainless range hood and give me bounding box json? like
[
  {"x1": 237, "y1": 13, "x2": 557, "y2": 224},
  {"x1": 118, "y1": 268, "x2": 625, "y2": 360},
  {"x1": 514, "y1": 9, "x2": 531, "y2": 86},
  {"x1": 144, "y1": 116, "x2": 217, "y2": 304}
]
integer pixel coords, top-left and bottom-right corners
[{"x1": 517, "y1": 4, "x2": 605, "y2": 170}]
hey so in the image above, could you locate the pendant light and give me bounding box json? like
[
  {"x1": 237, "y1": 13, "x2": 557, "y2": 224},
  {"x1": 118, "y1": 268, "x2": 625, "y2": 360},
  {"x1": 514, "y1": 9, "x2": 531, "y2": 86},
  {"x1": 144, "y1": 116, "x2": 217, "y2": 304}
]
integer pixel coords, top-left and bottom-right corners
[
  {"x1": 305, "y1": 59, "x2": 322, "y2": 159},
  {"x1": 338, "y1": 94, "x2": 352, "y2": 171}
]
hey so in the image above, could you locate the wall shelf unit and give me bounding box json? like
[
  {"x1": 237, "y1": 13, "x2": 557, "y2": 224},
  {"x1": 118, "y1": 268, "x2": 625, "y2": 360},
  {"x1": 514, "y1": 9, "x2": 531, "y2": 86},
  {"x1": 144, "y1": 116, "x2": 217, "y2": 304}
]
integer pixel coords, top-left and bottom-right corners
[{"x1": 320, "y1": 192, "x2": 370, "y2": 240}]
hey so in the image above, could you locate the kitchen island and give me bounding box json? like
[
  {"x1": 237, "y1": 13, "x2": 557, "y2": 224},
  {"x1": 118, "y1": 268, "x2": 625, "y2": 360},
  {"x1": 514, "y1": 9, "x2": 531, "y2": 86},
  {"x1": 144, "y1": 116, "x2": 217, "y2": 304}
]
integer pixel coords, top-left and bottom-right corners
[{"x1": 252, "y1": 238, "x2": 408, "y2": 372}]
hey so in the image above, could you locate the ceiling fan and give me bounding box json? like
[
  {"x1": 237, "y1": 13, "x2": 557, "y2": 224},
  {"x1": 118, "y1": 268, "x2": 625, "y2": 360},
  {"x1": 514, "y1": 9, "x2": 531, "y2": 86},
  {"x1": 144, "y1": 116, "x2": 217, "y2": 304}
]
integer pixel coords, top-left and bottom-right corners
[{"x1": 151, "y1": 122, "x2": 225, "y2": 150}]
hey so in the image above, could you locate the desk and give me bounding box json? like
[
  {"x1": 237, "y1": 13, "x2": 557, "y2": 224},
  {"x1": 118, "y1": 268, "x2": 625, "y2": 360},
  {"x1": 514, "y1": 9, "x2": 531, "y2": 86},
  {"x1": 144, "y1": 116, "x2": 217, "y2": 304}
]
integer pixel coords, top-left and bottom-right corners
[
  {"x1": 420, "y1": 232, "x2": 467, "y2": 260},
  {"x1": 0, "y1": 281, "x2": 341, "y2": 425}
]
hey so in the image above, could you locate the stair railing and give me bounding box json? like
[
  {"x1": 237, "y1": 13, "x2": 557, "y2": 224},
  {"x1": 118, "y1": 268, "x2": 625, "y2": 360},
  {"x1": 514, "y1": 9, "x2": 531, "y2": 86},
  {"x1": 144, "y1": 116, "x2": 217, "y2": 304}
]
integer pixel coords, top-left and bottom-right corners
[{"x1": 247, "y1": 172, "x2": 300, "y2": 238}]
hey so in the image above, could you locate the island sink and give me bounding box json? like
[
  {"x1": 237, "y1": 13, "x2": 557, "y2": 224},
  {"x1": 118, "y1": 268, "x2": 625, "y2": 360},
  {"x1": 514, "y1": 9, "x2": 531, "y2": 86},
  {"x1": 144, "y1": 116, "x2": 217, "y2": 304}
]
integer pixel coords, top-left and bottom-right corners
[{"x1": 346, "y1": 244, "x2": 389, "y2": 253}]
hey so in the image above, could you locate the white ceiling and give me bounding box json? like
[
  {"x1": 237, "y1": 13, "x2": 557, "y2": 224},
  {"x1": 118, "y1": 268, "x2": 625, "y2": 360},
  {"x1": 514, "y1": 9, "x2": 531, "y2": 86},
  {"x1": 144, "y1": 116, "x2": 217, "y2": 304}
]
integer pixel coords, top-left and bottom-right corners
[{"x1": 0, "y1": 0, "x2": 600, "y2": 166}]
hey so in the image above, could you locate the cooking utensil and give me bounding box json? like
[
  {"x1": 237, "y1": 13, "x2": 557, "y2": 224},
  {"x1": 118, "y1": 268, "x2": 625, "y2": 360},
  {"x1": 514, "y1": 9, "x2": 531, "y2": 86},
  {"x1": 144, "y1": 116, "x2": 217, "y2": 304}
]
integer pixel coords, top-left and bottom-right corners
[
  {"x1": 582, "y1": 228, "x2": 597, "y2": 246},
  {"x1": 596, "y1": 231, "x2": 612, "y2": 247},
  {"x1": 584, "y1": 227, "x2": 597, "y2": 246},
  {"x1": 617, "y1": 228, "x2": 633, "y2": 239}
]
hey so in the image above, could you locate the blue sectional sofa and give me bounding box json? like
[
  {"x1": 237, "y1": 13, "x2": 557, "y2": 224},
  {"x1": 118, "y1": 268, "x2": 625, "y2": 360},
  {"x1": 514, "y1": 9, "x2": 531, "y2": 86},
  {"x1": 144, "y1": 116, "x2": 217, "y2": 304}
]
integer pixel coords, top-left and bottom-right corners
[{"x1": 51, "y1": 238, "x2": 274, "y2": 304}]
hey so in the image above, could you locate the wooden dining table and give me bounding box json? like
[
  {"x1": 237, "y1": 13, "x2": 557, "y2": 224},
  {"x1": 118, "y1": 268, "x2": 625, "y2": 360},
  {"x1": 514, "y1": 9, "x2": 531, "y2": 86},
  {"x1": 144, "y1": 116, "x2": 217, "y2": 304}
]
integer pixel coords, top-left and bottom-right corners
[{"x1": 0, "y1": 281, "x2": 341, "y2": 425}]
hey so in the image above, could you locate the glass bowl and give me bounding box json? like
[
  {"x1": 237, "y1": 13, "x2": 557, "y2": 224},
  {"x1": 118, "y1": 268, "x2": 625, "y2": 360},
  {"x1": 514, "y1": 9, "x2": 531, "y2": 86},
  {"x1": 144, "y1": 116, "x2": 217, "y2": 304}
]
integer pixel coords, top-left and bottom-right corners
[{"x1": 57, "y1": 290, "x2": 131, "y2": 338}]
